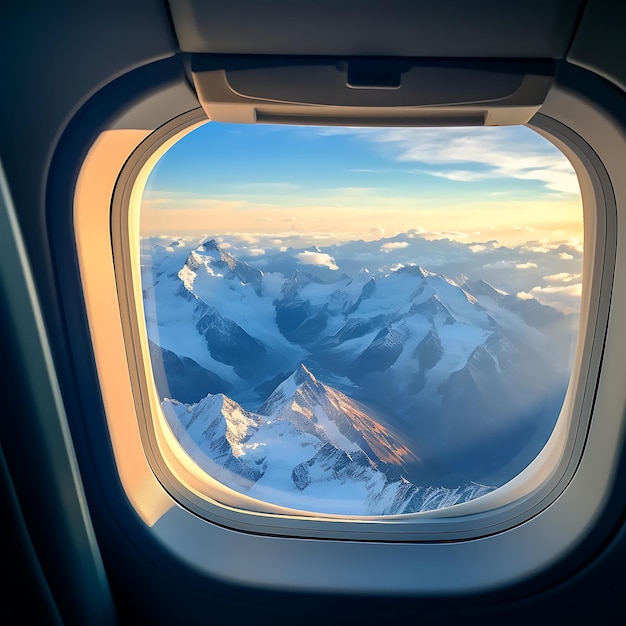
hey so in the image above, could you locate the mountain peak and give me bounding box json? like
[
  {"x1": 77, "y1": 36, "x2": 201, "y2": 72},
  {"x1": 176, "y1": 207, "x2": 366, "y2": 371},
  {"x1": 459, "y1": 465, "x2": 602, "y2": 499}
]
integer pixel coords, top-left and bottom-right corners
[
  {"x1": 257, "y1": 364, "x2": 320, "y2": 416},
  {"x1": 463, "y1": 278, "x2": 509, "y2": 298},
  {"x1": 196, "y1": 391, "x2": 227, "y2": 413},
  {"x1": 200, "y1": 238, "x2": 220, "y2": 251},
  {"x1": 198, "y1": 239, "x2": 234, "y2": 265},
  {"x1": 393, "y1": 264, "x2": 433, "y2": 279},
  {"x1": 275, "y1": 363, "x2": 320, "y2": 395},
  {"x1": 293, "y1": 363, "x2": 317, "y2": 386}
]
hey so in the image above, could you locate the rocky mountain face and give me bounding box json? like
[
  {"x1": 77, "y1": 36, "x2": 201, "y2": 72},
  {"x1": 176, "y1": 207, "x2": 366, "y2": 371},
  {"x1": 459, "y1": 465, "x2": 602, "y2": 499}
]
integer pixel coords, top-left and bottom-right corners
[
  {"x1": 161, "y1": 365, "x2": 494, "y2": 515},
  {"x1": 144, "y1": 238, "x2": 574, "y2": 505}
]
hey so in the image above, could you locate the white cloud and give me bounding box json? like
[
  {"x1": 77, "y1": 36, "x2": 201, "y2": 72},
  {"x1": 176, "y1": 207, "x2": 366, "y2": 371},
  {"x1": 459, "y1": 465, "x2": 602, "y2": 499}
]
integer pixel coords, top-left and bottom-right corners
[
  {"x1": 426, "y1": 169, "x2": 495, "y2": 182},
  {"x1": 516, "y1": 262, "x2": 538, "y2": 269},
  {"x1": 516, "y1": 291, "x2": 535, "y2": 300},
  {"x1": 481, "y1": 260, "x2": 518, "y2": 270},
  {"x1": 559, "y1": 252, "x2": 574, "y2": 260},
  {"x1": 440, "y1": 231, "x2": 469, "y2": 240},
  {"x1": 532, "y1": 284, "x2": 582, "y2": 296},
  {"x1": 295, "y1": 251, "x2": 339, "y2": 270},
  {"x1": 523, "y1": 245, "x2": 551, "y2": 254},
  {"x1": 530, "y1": 283, "x2": 583, "y2": 314},
  {"x1": 469, "y1": 244, "x2": 487, "y2": 253},
  {"x1": 543, "y1": 272, "x2": 581, "y2": 282},
  {"x1": 389, "y1": 263, "x2": 406, "y2": 272},
  {"x1": 381, "y1": 241, "x2": 409, "y2": 251},
  {"x1": 322, "y1": 126, "x2": 579, "y2": 195},
  {"x1": 417, "y1": 230, "x2": 471, "y2": 242},
  {"x1": 234, "y1": 234, "x2": 260, "y2": 244},
  {"x1": 248, "y1": 248, "x2": 265, "y2": 256},
  {"x1": 568, "y1": 238, "x2": 583, "y2": 252}
]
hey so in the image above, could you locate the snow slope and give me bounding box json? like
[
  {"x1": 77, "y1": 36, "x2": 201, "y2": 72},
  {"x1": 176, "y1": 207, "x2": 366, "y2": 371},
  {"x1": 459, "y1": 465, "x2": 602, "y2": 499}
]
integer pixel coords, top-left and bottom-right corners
[
  {"x1": 162, "y1": 365, "x2": 494, "y2": 515},
  {"x1": 144, "y1": 238, "x2": 573, "y2": 488}
]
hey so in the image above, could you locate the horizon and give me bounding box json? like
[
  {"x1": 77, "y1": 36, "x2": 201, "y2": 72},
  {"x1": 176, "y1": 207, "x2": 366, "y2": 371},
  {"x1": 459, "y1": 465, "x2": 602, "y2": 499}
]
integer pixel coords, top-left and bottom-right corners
[
  {"x1": 141, "y1": 122, "x2": 583, "y2": 249},
  {"x1": 142, "y1": 228, "x2": 583, "y2": 315}
]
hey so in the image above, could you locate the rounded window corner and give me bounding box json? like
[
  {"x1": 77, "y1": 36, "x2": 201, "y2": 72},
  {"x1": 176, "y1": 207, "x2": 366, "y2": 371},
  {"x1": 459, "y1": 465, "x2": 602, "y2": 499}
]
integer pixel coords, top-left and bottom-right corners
[{"x1": 73, "y1": 82, "x2": 624, "y2": 596}]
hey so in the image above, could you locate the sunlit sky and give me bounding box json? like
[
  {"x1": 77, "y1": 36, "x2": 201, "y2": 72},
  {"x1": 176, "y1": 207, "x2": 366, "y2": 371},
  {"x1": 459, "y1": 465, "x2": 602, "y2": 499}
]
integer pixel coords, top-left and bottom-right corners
[{"x1": 142, "y1": 122, "x2": 583, "y2": 249}]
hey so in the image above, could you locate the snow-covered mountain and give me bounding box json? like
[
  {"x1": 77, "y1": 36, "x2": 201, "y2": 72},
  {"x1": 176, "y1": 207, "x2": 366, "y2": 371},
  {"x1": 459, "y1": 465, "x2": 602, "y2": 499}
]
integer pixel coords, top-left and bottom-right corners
[
  {"x1": 143, "y1": 237, "x2": 575, "y2": 492},
  {"x1": 162, "y1": 365, "x2": 494, "y2": 515}
]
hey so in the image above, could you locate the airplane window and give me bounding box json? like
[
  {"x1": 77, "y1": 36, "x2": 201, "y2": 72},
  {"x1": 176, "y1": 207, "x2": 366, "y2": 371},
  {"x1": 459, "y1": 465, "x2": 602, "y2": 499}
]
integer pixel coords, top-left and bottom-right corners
[{"x1": 139, "y1": 122, "x2": 582, "y2": 517}]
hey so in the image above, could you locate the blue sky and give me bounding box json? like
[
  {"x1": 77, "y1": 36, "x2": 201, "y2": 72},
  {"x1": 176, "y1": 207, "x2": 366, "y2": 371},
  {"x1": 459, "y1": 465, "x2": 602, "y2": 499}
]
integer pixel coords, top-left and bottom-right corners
[
  {"x1": 141, "y1": 122, "x2": 582, "y2": 247},
  {"x1": 140, "y1": 122, "x2": 585, "y2": 313}
]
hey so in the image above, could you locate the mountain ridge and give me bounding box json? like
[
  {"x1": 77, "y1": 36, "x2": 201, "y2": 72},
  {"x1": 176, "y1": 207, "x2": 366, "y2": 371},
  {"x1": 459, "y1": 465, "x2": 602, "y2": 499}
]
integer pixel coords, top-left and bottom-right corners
[
  {"x1": 162, "y1": 363, "x2": 494, "y2": 515},
  {"x1": 146, "y1": 237, "x2": 574, "y2": 490}
]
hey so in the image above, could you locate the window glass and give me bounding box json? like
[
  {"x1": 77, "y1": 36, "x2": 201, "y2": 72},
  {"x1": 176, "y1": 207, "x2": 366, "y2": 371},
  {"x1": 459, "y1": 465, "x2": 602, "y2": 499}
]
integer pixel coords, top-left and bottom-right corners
[{"x1": 140, "y1": 123, "x2": 582, "y2": 516}]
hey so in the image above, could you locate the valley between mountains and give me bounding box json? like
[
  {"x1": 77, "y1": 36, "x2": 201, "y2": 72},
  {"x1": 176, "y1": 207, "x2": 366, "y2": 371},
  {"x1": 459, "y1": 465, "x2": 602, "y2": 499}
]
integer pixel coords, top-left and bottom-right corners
[{"x1": 143, "y1": 236, "x2": 575, "y2": 514}]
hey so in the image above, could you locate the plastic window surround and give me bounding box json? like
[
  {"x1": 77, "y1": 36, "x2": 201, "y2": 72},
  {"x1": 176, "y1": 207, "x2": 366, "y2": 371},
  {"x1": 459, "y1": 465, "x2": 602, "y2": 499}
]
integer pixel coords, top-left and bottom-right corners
[
  {"x1": 74, "y1": 79, "x2": 621, "y2": 594},
  {"x1": 105, "y1": 108, "x2": 610, "y2": 541}
]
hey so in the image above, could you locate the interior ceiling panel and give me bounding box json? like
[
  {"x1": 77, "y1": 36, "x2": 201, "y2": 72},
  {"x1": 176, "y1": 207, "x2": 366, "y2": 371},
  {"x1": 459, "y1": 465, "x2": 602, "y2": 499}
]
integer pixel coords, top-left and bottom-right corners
[{"x1": 168, "y1": 0, "x2": 586, "y2": 58}]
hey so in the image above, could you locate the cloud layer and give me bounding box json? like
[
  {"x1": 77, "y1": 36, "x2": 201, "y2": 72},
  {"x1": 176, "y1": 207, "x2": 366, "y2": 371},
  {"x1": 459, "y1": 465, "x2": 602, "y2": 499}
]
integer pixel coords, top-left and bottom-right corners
[
  {"x1": 295, "y1": 250, "x2": 339, "y2": 270},
  {"x1": 322, "y1": 126, "x2": 580, "y2": 195}
]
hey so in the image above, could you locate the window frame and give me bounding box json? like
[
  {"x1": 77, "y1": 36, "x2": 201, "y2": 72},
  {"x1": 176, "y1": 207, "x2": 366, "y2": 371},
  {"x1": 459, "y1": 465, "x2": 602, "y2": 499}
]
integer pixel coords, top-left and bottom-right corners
[
  {"x1": 71, "y1": 64, "x2": 626, "y2": 597},
  {"x1": 106, "y1": 108, "x2": 610, "y2": 541}
]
